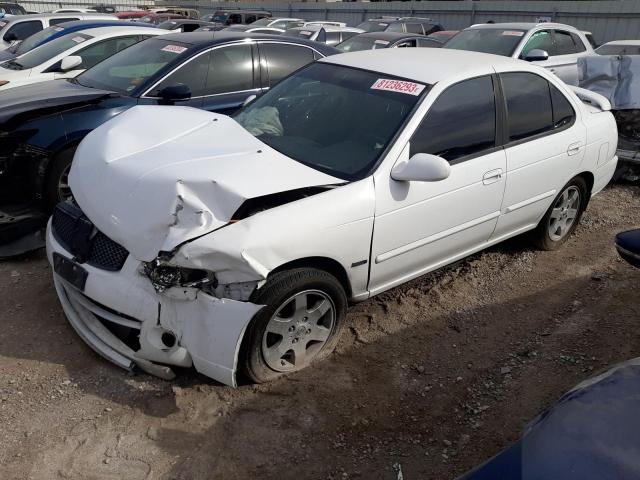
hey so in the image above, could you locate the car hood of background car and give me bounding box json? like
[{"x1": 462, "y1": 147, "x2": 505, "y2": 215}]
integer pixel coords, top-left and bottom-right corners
[
  {"x1": 70, "y1": 105, "x2": 344, "y2": 261},
  {"x1": 0, "y1": 79, "x2": 114, "y2": 125}
]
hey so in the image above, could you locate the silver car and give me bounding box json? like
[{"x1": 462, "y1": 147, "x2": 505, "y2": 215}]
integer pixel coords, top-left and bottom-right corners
[{"x1": 444, "y1": 22, "x2": 594, "y2": 85}]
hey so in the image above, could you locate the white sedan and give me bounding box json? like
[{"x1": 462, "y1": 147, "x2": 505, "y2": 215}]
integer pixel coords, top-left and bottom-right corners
[
  {"x1": 0, "y1": 25, "x2": 167, "y2": 91},
  {"x1": 46, "y1": 49, "x2": 618, "y2": 386}
]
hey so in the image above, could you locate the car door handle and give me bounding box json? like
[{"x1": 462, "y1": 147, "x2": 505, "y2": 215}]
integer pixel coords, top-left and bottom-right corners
[
  {"x1": 567, "y1": 142, "x2": 582, "y2": 156},
  {"x1": 483, "y1": 169, "x2": 503, "y2": 185}
]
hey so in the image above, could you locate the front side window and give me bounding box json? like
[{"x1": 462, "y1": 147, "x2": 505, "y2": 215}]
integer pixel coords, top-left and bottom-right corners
[
  {"x1": 261, "y1": 43, "x2": 313, "y2": 86},
  {"x1": 235, "y1": 62, "x2": 426, "y2": 180},
  {"x1": 77, "y1": 38, "x2": 192, "y2": 94},
  {"x1": 445, "y1": 28, "x2": 526, "y2": 56},
  {"x1": 410, "y1": 75, "x2": 496, "y2": 161},
  {"x1": 554, "y1": 30, "x2": 577, "y2": 55},
  {"x1": 206, "y1": 44, "x2": 254, "y2": 94},
  {"x1": 521, "y1": 30, "x2": 554, "y2": 57},
  {"x1": 150, "y1": 50, "x2": 209, "y2": 96},
  {"x1": 501, "y1": 72, "x2": 553, "y2": 141},
  {"x1": 76, "y1": 36, "x2": 139, "y2": 70},
  {"x1": 4, "y1": 20, "x2": 42, "y2": 42}
]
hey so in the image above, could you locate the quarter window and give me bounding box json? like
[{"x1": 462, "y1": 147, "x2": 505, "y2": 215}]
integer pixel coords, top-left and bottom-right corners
[
  {"x1": 550, "y1": 83, "x2": 575, "y2": 128},
  {"x1": 501, "y1": 72, "x2": 553, "y2": 141},
  {"x1": 410, "y1": 75, "x2": 496, "y2": 161},
  {"x1": 261, "y1": 43, "x2": 314, "y2": 86},
  {"x1": 206, "y1": 44, "x2": 254, "y2": 94}
]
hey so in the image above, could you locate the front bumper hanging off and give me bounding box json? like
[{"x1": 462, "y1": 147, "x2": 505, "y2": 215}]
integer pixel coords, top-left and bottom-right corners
[{"x1": 46, "y1": 219, "x2": 263, "y2": 387}]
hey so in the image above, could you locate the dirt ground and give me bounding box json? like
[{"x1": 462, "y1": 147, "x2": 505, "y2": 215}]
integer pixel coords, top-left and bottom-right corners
[{"x1": 1, "y1": 184, "x2": 639, "y2": 480}]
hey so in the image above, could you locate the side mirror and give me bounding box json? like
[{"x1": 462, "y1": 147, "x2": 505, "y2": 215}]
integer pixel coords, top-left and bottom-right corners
[
  {"x1": 60, "y1": 55, "x2": 82, "y2": 72},
  {"x1": 391, "y1": 153, "x2": 451, "y2": 182},
  {"x1": 3, "y1": 32, "x2": 17, "y2": 43},
  {"x1": 156, "y1": 83, "x2": 191, "y2": 102},
  {"x1": 523, "y1": 49, "x2": 549, "y2": 62},
  {"x1": 243, "y1": 94, "x2": 257, "y2": 107}
]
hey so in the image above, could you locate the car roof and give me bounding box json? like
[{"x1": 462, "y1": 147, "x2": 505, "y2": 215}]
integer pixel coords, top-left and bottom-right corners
[
  {"x1": 75, "y1": 25, "x2": 163, "y2": 37},
  {"x1": 322, "y1": 48, "x2": 528, "y2": 85},
  {"x1": 1, "y1": 12, "x2": 114, "y2": 23},
  {"x1": 158, "y1": 31, "x2": 339, "y2": 52},
  {"x1": 58, "y1": 19, "x2": 153, "y2": 29},
  {"x1": 354, "y1": 31, "x2": 425, "y2": 41},
  {"x1": 288, "y1": 25, "x2": 363, "y2": 33},
  {"x1": 467, "y1": 22, "x2": 581, "y2": 32}
]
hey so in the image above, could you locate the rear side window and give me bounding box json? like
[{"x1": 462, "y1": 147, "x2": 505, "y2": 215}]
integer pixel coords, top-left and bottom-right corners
[
  {"x1": 554, "y1": 30, "x2": 577, "y2": 55},
  {"x1": 325, "y1": 31, "x2": 341, "y2": 45},
  {"x1": 410, "y1": 75, "x2": 496, "y2": 161},
  {"x1": 405, "y1": 23, "x2": 423, "y2": 34},
  {"x1": 261, "y1": 43, "x2": 314, "y2": 85},
  {"x1": 206, "y1": 43, "x2": 254, "y2": 94},
  {"x1": 501, "y1": 72, "x2": 553, "y2": 141},
  {"x1": 245, "y1": 15, "x2": 257, "y2": 24},
  {"x1": 50, "y1": 18, "x2": 79, "y2": 26},
  {"x1": 386, "y1": 22, "x2": 403, "y2": 33},
  {"x1": 570, "y1": 32, "x2": 587, "y2": 52},
  {"x1": 4, "y1": 20, "x2": 42, "y2": 41}
]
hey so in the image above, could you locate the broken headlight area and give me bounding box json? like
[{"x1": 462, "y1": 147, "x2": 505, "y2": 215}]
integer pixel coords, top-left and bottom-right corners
[
  {"x1": 143, "y1": 260, "x2": 259, "y2": 301},
  {"x1": 143, "y1": 260, "x2": 216, "y2": 293}
]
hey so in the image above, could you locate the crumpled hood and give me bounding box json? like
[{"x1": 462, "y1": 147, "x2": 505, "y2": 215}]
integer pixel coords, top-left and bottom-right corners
[
  {"x1": 0, "y1": 79, "x2": 113, "y2": 125},
  {"x1": 71, "y1": 106, "x2": 343, "y2": 261}
]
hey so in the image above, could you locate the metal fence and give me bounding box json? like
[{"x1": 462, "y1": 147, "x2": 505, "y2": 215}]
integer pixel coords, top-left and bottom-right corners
[{"x1": 13, "y1": 0, "x2": 640, "y2": 44}]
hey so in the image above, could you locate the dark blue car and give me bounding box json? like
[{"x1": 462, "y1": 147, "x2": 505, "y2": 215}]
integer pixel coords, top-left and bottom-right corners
[
  {"x1": 0, "y1": 19, "x2": 156, "y2": 62},
  {"x1": 0, "y1": 32, "x2": 337, "y2": 254}
]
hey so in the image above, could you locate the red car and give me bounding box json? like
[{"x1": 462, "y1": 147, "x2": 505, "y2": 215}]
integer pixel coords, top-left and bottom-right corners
[{"x1": 115, "y1": 11, "x2": 148, "y2": 20}]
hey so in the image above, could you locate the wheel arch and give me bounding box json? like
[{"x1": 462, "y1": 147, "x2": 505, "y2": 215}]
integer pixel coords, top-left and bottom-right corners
[
  {"x1": 575, "y1": 171, "x2": 595, "y2": 207},
  {"x1": 268, "y1": 256, "x2": 353, "y2": 299}
]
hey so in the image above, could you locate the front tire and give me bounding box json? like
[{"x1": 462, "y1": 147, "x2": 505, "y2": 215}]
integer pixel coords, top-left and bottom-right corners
[
  {"x1": 241, "y1": 268, "x2": 347, "y2": 383},
  {"x1": 531, "y1": 177, "x2": 587, "y2": 251},
  {"x1": 44, "y1": 147, "x2": 76, "y2": 210}
]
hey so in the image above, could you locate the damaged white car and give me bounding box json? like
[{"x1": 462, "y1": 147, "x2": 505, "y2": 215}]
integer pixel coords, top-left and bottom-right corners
[{"x1": 46, "y1": 49, "x2": 618, "y2": 386}]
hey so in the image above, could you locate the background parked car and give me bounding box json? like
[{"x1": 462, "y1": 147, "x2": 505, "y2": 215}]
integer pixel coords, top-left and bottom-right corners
[
  {"x1": 0, "y1": 12, "x2": 116, "y2": 50},
  {"x1": 139, "y1": 13, "x2": 186, "y2": 25},
  {"x1": 356, "y1": 16, "x2": 443, "y2": 35},
  {"x1": 0, "y1": 2, "x2": 26, "y2": 16},
  {"x1": 596, "y1": 39, "x2": 640, "y2": 55},
  {"x1": 158, "y1": 19, "x2": 218, "y2": 33},
  {"x1": 245, "y1": 17, "x2": 304, "y2": 30},
  {"x1": 0, "y1": 19, "x2": 154, "y2": 62},
  {"x1": 0, "y1": 32, "x2": 338, "y2": 250},
  {"x1": 0, "y1": 25, "x2": 167, "y2": 91},
  {"x1": 444, "y1": 22, "x2": 594, "y2": 85},
  {"x1": 115, "y1": 11, "x2": 148, "y2": 21},
  {"x1": 223, "y1": 25, "x2": 285, "y2": 35},
  {"x1": 336, "y1": 31, "x2": 444, "y2": 52},
  {"x1": 202, "y1": 10, "x2": 271, "y2": 28},
  {"x1": 427, "y1": 29, "x2": 459, "y2": 43},
  {"x1": 283, "y1": 25, "x2": 364, "y2": 46}
]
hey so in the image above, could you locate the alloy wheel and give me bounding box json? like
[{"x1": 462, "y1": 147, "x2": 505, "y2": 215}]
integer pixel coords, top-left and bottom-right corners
[{"x1": 548, "y1": 186, "x2": 581, "y2": 242}]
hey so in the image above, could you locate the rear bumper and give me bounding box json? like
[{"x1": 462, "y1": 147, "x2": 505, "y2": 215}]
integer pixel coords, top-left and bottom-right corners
[
  {"x1": 616, "y1": 148, "x2": 640, "y2": 164},
  {"x1": 46, "y1": 220, "x2": 263, "y2": 386}
]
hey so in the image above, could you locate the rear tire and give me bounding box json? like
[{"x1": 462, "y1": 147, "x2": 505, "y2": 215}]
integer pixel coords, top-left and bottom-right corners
[
  {"x1": 240, "y1": 268, "x2": 347, "y2": 383},
  {"x1": 44, "y1": 147, "x2": 76, "y2": 210},
  {"x1": 531, "y1": 177, "x2": 588, "y2": 251}
]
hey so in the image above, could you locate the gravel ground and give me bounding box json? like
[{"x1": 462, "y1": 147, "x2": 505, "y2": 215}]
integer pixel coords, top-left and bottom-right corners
[{"x1": 0, "y1": 184, "x2": 639, "y2": 480}]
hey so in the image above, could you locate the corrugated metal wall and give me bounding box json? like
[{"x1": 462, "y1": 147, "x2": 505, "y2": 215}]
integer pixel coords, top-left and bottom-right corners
[{"x1": 13, "y1": 0, "x2": 640, "y2": 44}]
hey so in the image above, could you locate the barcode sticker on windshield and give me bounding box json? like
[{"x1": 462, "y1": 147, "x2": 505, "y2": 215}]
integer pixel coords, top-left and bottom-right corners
[
  {"x1": 71, "y1": 36, "x2": 86, "y2": 43},
  {"x1": 161, "y1": 44, "x2": 187, "y2": 54},
  {"x1": 502, "y1": 31, "x2": 524, "y2": 36},
  {"x1": 371, "y1": 78, "x2": 425, "y2": 96},
  {"x1": 374, "y1": 40, "x2": 390, "y2": 45}
]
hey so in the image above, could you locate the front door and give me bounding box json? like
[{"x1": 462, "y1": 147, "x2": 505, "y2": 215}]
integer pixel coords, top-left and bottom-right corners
[{"x1": 369, "y1": 75, "x2": 507, "y2": 295}]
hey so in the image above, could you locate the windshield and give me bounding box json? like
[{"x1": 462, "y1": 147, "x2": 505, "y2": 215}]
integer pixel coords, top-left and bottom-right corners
[
  {"x1": 250, "y1": 18, "x2": 271, "y2": 26},
  {"x1": 444, "y1": 28, "x2": 525, "y2": 56},
  {"x1": 356, "y1": 20, "x2": 390, "y2": 33},
  {"x1": 596, "y1": 44, "x2": 640, "y2": 55},
  {"x1": 76, "y1": 38, "x2": 191, "y2": 95},
  {"x1": 14, "y1": 25, "x2": 62, "y2": 55},
  {"x1": 234, "y1": 62, "x2": 427, "y2": 180},
  {"x1": 211, "y1": 12, "x2": 228, "y2": 23},
  {"x1": 337, "y1": 36, "x2": 389, "y2": 52},
  {"x1": 8, "y1": 33, "x2": 91, "y2": 70}
]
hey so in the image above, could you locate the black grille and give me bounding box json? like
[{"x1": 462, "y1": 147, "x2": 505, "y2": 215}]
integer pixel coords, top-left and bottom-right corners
[{"x1": 52, "y1": 203, "x2": 129, "y2": 272}]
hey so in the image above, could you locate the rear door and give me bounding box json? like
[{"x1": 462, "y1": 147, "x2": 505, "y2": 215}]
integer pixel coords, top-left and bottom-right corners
[{"x1": 491, "y1": 71, "x2": 585, "y2": 239}]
